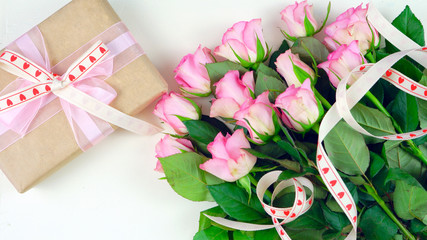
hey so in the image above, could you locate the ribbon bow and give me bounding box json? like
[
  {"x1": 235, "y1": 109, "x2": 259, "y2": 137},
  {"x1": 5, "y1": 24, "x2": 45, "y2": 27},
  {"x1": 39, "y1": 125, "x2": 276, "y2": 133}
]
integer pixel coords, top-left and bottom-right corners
[{"x1": 0, "y1": 25, "x2": 160, "y2": 151}]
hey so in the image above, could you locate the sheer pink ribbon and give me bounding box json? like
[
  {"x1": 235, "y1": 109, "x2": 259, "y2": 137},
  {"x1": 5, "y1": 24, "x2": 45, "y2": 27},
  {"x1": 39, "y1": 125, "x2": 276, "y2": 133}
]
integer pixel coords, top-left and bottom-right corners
[{"x1": 0, "y1": 22, "x2": 160, "y2": 151}]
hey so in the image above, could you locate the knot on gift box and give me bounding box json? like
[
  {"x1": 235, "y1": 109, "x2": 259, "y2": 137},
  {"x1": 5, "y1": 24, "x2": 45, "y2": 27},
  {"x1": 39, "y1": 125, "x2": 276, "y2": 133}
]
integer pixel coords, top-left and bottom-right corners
[
  {"x1": 0, "y1": 23, "x2": 161, "y2": 152},
  {"x1": 49, "y1": 76, "x2": 66, "y2": 91}
]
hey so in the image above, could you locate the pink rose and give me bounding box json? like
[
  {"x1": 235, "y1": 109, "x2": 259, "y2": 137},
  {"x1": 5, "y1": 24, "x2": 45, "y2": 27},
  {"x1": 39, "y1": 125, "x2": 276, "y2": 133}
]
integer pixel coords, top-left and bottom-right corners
[
  {"x1": 214, "y1": 19, "x2": 268, "y2": 67},
  {"x1": 199, "y1": 129, "x2": 256, "y2": 182},
  {"x1": 153, "y1": 92, "x2": 201, "y2": 135},
  {"x1": 234, "y1": 92, "x2": 278, "y2": 144},
  {"x1": 323, "y1": 4, "x2": 379, "y2": 54},
  {"x1": 174, "y1": 45, "x2": 214, "y2": 97},
  {"x1": 210, "y1": 71, "x2": 254, "y2": 118},
  {"x1": 280, "y1": 0, "x2": 319, "y2": 38},
  {"x1": 275, "y1": 49, "x2": 315, "y2": 87},
  {"x1": 155, "y1": 135, "x2": 194, "y2": 172},
  {"x1": 275, "y1": 79, "x2": 321, "y2": 132},
  {"x1": 318, "y1": 41, "x2": 366, "y2": 88}
]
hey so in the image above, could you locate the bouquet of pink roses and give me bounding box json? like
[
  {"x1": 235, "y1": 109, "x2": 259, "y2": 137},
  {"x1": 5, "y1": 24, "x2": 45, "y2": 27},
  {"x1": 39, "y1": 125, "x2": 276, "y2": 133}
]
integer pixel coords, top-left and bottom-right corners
[{"x1": 153, "y1": 1, "x2": 427, "y2": 239}]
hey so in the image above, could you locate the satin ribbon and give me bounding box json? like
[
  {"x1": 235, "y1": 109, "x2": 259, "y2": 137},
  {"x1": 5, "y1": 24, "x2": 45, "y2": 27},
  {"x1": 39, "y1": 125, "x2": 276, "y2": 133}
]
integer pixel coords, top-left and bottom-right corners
[
  {"x1": 0, "y1": 23, "x2": 161, "y2": 151},
  {"x1": 206, "y1": 5, "x2": 427, "y2": 239},
  {"x1": 206, "y1": 171, "x2": 314, "y2": 240}
]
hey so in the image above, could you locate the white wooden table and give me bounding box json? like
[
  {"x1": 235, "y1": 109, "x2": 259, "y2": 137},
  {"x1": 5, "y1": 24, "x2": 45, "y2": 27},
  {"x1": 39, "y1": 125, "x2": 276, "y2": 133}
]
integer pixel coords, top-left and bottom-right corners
[{"x1": 0, "y1": 0, "x2": 425, "y2": 239}]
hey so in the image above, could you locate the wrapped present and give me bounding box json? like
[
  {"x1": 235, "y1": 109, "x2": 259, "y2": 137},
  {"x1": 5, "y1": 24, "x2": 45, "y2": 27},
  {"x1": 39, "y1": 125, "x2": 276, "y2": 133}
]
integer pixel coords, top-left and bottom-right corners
[{"x1": 0, "y1": 0, "x2": 168, "y2": 192}]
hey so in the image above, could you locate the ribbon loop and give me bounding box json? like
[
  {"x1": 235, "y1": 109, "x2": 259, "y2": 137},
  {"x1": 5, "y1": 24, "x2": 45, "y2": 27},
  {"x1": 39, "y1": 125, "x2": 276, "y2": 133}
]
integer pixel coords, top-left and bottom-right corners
[
  {"x1": 0, "y1": 24, "x2": 161, "y2": 152},
  {"x1": 206, "y1": 171, "x2": 314, "y2": 239}
]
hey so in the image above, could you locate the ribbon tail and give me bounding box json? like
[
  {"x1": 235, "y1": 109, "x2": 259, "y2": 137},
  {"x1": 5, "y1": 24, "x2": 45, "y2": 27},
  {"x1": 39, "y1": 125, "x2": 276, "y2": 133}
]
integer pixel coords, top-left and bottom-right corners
[
  {"x1": 204, "y1": 215, "x2": 274, "y2": 231},
  {"x1": 367, "y1": 5, "x2": 427, "y2": 68},
  {"x1": 60, "y1": 99, "x2": 114, "y2": 151},
  {"x1": 54, "y1": 86, "x2": 162, "y2": 135}
]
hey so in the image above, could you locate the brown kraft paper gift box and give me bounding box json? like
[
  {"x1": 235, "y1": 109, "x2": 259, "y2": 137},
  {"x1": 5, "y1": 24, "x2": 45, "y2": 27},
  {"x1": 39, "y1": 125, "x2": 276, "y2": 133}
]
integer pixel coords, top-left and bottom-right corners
[{"x1": 0, "y1": 0, "x2": 168, "y2": 192}]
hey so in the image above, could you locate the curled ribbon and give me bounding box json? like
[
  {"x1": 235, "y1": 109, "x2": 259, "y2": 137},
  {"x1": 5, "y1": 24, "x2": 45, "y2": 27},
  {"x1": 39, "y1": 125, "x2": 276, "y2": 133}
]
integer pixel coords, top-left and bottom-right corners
[
  {"x1": 207, "y1": 5, "x2": 427, "y2": 240},
  {"x1": 0, "y1": 23, "x2": 161, "y2": 151},
  {"x1": 315, "y1": 6, "x2": 427, "y2": 240},
  {"x1": 206, "y1": 171, "x2": 314, "y2": 239}
]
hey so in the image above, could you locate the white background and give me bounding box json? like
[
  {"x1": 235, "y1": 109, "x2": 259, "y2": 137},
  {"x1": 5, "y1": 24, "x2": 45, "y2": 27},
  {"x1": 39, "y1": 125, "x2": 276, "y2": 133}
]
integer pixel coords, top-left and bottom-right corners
[{"x1": 0, "y1": 0, "x2": 425, "y2": 239}]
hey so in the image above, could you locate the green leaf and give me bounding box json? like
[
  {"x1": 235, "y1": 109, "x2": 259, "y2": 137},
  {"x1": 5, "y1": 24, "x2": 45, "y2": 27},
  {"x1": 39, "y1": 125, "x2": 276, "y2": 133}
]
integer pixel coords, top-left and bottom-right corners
[
  {"x1": 322, "y1": 229, "x2": 346, "y2": 240},
  {"x1": 193, "y1": 226, "x2": 229, "y2": 240},
  {"x1": 324, "y1": 121, "x2": 370, "y2": 176},
  {"x1": 276, "y1": 141, "x2": 297, "y2": 157},
  {"x1": 184, "y1": 120, "x2": 221, "y2": 145},
  {"x1": 383, "y1": 141, "x2": 426, "y2": 179},
  {"x1": 238, "y1": 175, "x2": 252, "y2": 200},
  {"x1": 269, "y1": 40, "x2": 290, "y2": 71},
  {"x1": 201, "y1": 115, "x2": 232, "y2": 136},
  {"x1": 160, "y1": 152, "x2": 212, "y2": 201},
  {"x1": 287, "y1": 229, "x2": 325, "y2": 240},
  {"x1": 384, "y1": 168, "x2": 422, "y2": 188},
  {"x1": 417, "y1": 75, "x2": 427, "y2": 129},
  {"x1": 244, "y1": 148, "x2": 281, "y2": 161},
  {"x1": 205, "y1": 61, "x2": 248, "y2": 84},
  {"x1": 320, "y1": 202, "x2": 350, "y2": 231},
  {"x1": 276, "y1": 140, "x2": 306, "y2": 166},
  {"x1": 286, "y1": 201, "x2": 327, "y2": 230},
  {"x1": 372, "y1": 168, "x2": 394, "y2": 196},
  {"x1": 254, "y1": 228, "x2": 281, "y2": 240},
  {"x1": 199, "y1": 206, "x2": 227, "y2": 231},
  {"x1": 393, "y1": 180, "x2": 427, "y2": 223},
  {"x1": 369, "y1": 151, "x2": 386, "y2": 178},
  {"x1": 207, "y1": 182, "x2": 266, "y2": 221},
  {"x1": 387, "y1": 91, "x2": 419, "y2": 132},
  {"x1": 351, "y1": 104, "x2": 396, "y2": 144},
  {"x1": 385, "y1": 6, "x2": 425, "y2": 54},
  {"x1": 257, "y1": 63, "x2": 282, "y2": 79},
  {"x1": 233, "y1": 231, "x2": 254, "y2": 240},
  {"x1": 326, "y1": 195, "x2": 343, "y2": 213},
  {"x1": 345, "y1": 181, "x2": 359, "y2": 205},
  {"x1": 253, "y1": 141, "x2": 288, "y2": 159},
  {"x1": 359, "y1": 205, "x2": 399, "y2": 240},
  {"x1": 393, "y1": 235, "x2": 403, "y2": 240},
  {"x1": 254, "y1": 71, "x2": 286, "y2": 102},
  {"x1": 410, "y1": 219, "x2": 427, "y2": 233},
  {"x1": 291, "y1": 37, "x2": 329, "y2": 66},
  {"x1": 205, "y1": 172, "x2": 225, "y2": 186},
  {"x1": 278, "y1": 170, "x2": 306, "y2": 181}
]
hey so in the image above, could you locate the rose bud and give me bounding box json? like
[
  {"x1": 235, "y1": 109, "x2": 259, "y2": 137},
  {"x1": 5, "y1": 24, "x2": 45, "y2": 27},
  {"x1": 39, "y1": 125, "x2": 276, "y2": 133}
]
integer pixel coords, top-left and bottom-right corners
[
  {"x1": 323, "y1": 4, "x2": 379, "y2": 54},
  {"x1": 155, "y1": 135, "x2": 195, "y2": 172},
  {"x1": 318, "y1": 40, "x2": 366, "y2": 88},
  {"x1": 214, "y1": 19, "x2": 268, "y2": 68},
  {"x1": 210, "y1": 70, "x2": 255, "y2": 119},
  {"x1": 275, "y1": 49, "x2": 316, "y2": 87},
  {"x1": 199, "y1": 129, "x2": 256, "y2": 182},
  {"x1": 280, "y1": 0, "x2": 319, "y2": 39},
  {"x1": 174, "y1": 45, "x2": 214, "y2": 97},
  {"x1": 275, "y1": 79, "x2": 322, "y2": 132},
  {"x1": 234, "y1": 92, "x2": 279, "y2": 144},
  {"x1": 153, "y1": 92, "x2": 201, "y2": 135}
]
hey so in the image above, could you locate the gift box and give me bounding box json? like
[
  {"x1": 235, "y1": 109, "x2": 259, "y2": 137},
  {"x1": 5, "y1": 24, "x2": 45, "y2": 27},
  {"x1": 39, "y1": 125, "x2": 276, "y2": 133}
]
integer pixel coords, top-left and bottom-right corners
[{"x1": 0, "y1": 0, "x2": 168, "y2": 192}]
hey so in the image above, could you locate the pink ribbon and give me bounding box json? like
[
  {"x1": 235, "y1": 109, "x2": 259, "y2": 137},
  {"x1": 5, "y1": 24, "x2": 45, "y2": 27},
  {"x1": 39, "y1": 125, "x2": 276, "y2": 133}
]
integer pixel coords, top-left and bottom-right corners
[{"x1": 0, "y1": 22, "x2": 153, "y2": 151}]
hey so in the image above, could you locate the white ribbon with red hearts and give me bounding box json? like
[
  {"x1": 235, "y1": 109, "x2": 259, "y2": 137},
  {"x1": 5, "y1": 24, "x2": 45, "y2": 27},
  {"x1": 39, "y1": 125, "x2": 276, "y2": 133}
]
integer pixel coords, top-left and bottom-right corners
[
  {"x1": 0, "y1": 41, "x2": 161, "y2": 136},
  {"x1": 206, "y1": 171, "x2": 314, "y2": 239},
  {"x1": 315, "y1": 6, "x2": 427, "y2": 240},
  {"x1": 205, "y1": 5, "x2": 426, "y2": 240}
]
